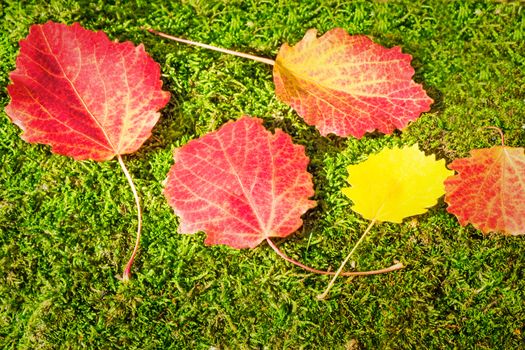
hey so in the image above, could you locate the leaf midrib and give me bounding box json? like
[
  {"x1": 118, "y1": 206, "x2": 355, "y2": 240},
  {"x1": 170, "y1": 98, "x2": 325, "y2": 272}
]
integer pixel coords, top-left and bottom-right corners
[
  {"x1": 216, "y1": 129, "x2": 268, "y2": 236},
  {"x1": 39, "y1": 25, "x2": 117, "y2": 155}
]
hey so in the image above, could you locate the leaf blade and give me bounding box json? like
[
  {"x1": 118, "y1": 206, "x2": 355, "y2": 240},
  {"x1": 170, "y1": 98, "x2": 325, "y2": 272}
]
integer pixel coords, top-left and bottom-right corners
[
  {"x1": 5, "y1": 21, "x2": 170, "y2": 161},
  {"x1": 445, "y1": 146, "x2": 525, "y2": 235},
  {"x1": 164, "y1": 116, "x2": 316, "y2": 249},
  {"x1": 342, "y1": 144, "x2": 453, "y2": 222},
  {"x1": 273, "y1": 28, "x2": 432, "y2": 138}
]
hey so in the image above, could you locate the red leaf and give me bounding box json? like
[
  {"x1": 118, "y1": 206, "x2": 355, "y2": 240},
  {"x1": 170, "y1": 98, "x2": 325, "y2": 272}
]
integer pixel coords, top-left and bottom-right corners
[
  {"x1": 445, "y1": 146, "x2": 525, "y2": 235},
  {"x1": 164, "y1": 116, "x2": 316, "y2": 249},
  {"x1": 5, "y1": 21, "x2": 170, "y2": 281},
  {"x1": 5, "y1": 21, "x2": 170, "y2": 161},
  {"x1": 273, "y1": 28, "x2": 433, "y2": 138}
]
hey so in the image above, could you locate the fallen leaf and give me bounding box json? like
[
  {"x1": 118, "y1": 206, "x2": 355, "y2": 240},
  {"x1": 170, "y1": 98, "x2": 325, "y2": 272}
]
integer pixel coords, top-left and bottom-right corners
[
  {"x1": 319, "y1": 144, "x2": 449, "y2": 299},
  {"x1": 6, "y1": 21, "x2": 170, "y2": 161},
  {"x1": 342, "y1": 144, "x2": 453, "y2": 222},
  {"x1": 164, "y1": 116, "x2": 316, "y2": 249},
  {"x1": 273, "y1": 28, "x2": 433, "y2": 138},
  {"x1": 445, "y1": 146, "x2": 525, "y2": 235},
  {"x1": 5, "y1": 21, "x2": 170, "y2": 280}
]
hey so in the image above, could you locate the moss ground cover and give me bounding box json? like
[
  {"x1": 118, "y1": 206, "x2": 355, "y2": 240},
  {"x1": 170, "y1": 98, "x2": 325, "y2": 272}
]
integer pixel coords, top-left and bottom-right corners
[{"x1": 1, "y1": 1, "x2": 524, "y2": 348}]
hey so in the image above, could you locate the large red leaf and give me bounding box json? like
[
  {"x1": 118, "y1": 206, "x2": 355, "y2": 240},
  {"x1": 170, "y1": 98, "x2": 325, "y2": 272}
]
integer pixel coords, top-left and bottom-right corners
[
  {"x1": 164, "y1": 116, "x2": 316, "y2": 249},
  {"x1": 444, "y1": 146, "x2": 525, "y2": 235},
  {"x1": 5, "y1": 21, "x2": 170, "y2": 161},
  {"x1": 273, "y1": 28, "x2": 433, "y2": 138},
  {"x1": 5, "y1": 21, "x2": 170, "y2": 281}
]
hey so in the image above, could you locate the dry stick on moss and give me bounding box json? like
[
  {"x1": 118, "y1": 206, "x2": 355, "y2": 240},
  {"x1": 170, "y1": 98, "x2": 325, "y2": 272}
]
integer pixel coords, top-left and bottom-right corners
[
  {"x1": 147, "y1": 27, "x2": 405, "y2": 280},
  {"x1": 117, "y1": 155, "x2": 142, "y2": 282},
  {"x1": 483, "y1": 126, "x2": 505, "y2": 146}
]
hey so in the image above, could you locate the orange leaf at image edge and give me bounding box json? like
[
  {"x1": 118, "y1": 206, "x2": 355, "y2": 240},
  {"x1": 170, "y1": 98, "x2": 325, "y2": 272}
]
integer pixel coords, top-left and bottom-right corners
[{"x1": 445, "y1": 146, "x2": 525, "y2": 235}]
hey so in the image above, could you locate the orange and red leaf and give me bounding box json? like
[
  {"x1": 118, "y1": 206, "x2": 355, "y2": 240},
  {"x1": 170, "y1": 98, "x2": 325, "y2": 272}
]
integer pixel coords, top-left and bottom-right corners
[
  {"x1": 273, "y1": 28, "x2": 433, "y2": 138},
  {"x1": 445, "y1": 146, "x2": 525, "y2": 235}
]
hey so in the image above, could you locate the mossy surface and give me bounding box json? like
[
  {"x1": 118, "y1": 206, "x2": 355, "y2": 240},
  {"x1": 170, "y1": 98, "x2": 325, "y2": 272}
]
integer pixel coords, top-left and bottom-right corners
[{"x1": 1, "y1": 1, "x2": 524, "y2": 349}]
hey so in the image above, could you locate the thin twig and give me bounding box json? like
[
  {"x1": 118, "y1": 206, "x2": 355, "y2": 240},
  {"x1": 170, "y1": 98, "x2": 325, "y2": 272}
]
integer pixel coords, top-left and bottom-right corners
[
  {"x1": 117, "y1": 155, "x2": 142, "y2": 282},
  {"x1": 317, "y1": 220, "x2": 377, "y2": 300},
  {"x1": 266, "y1": 236, "x2": 403, "y2": 277},
  {"x1": 145, "y1": 28, "x2": 276, "y2": 66},
  {"x1": 483, "y1": 126, "x2": 505, "y2": 146}
]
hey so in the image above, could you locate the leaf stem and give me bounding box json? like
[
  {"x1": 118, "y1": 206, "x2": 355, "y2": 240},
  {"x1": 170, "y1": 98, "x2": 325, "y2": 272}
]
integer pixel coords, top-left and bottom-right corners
[
  {"x1": 317, "y1": 219, "x2": 377, "y2": 300},
  {"x1": 483, "y1": 126, "x2": 505, "y2": 146},
  {"x1": 265, "y1": 233, "x2": 402, "y2": 277},
  {"x1": 117, "y1": 154, "x2": 142, "y2": 282},
  {"x1": 145, "y1": 28, "x2": 276, "y2": 66}
]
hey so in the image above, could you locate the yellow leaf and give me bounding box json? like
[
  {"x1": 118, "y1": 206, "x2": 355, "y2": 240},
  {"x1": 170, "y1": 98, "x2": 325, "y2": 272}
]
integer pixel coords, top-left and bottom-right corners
[{"x1": 342, "y1": 144, "x2": 453, "y2": 223}]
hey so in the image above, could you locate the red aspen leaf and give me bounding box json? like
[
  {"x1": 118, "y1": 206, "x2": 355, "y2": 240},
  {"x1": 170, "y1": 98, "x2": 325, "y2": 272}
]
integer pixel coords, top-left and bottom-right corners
[
  {"x1": 5, "y1": 21, "x2": 170, "y2": 161},
  {"x1": 444, "y1": 146, "x2": 525, "y2": 235},
  {"x1": 5, "y1": 21, "x2": 170, "y2": 281},
  {"x1": 273, "y1": 28, "x2": 433, "y2": 138},
  {"x1": 163, "y1": 116, "x2": 316, "y2": 249}
]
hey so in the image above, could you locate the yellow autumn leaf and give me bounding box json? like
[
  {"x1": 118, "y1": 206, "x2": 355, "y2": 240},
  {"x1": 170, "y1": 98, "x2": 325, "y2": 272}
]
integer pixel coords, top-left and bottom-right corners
[
  {"x1": 319, "y1": 144, "x2": 451, "y2": 299},
  {"x1": 342, "y1": 144, "x2": 453, "y2": 223}
]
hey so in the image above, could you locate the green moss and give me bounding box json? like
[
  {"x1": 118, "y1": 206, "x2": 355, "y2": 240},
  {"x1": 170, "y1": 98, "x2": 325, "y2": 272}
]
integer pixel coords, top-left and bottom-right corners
[{"x1": 1, "y1": 0, "x2": 524, "y2": 348}]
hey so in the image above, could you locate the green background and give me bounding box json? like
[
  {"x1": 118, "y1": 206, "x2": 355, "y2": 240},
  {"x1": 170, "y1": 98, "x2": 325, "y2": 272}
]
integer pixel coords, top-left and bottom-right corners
[{"x1": 1, "y1": 0, "x2": 524, "y2": 348}]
